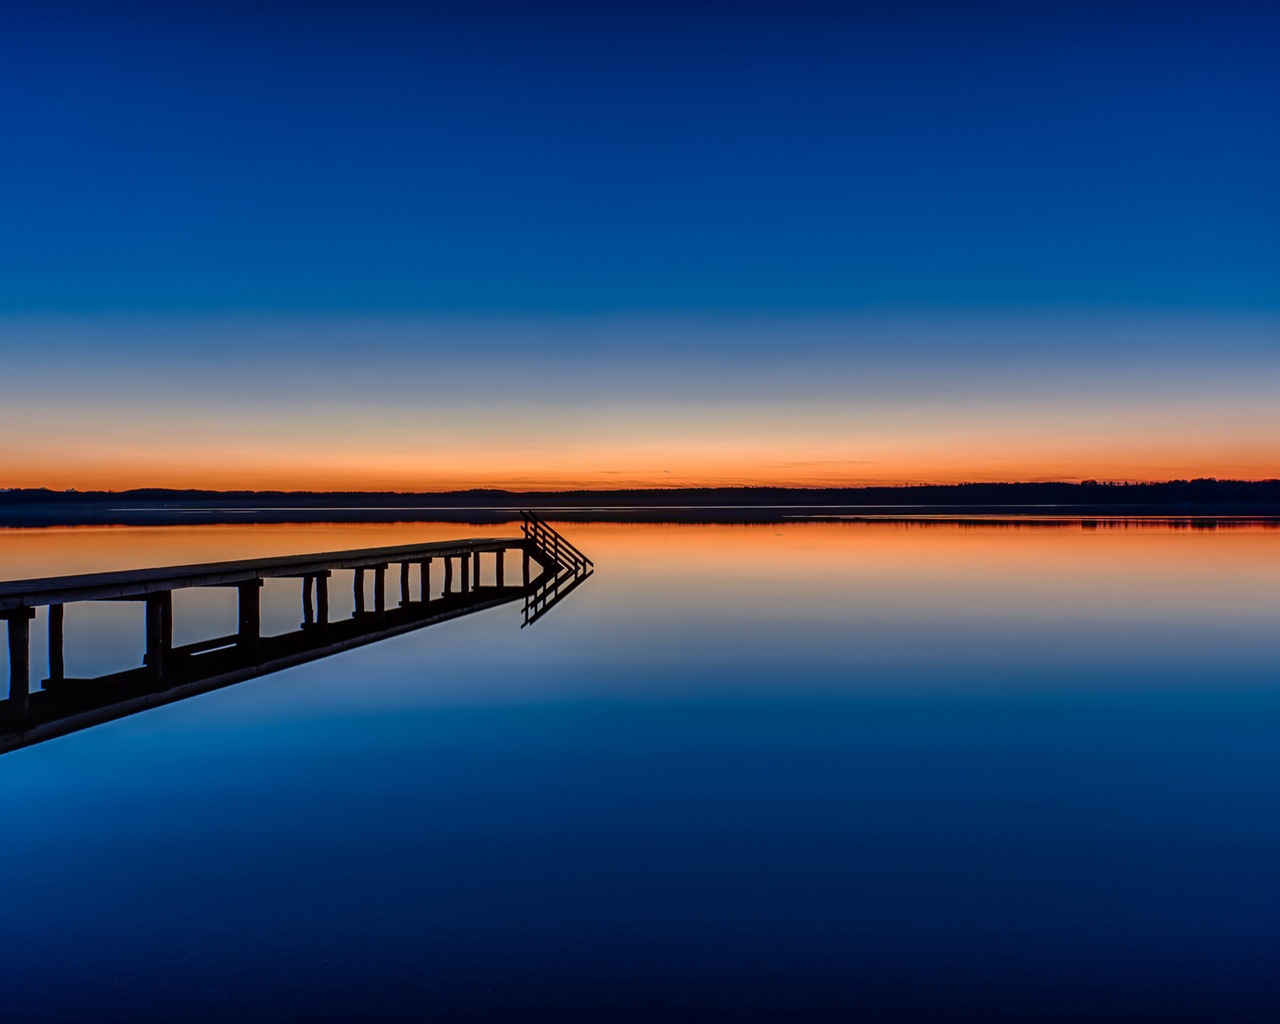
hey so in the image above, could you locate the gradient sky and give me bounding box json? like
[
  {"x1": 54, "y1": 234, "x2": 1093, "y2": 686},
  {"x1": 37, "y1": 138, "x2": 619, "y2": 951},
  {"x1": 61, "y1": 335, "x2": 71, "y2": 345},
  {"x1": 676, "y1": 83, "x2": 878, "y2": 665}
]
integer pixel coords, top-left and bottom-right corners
[{"x1": 1, "y1": 0, "x2": 1277, "y2": 490}]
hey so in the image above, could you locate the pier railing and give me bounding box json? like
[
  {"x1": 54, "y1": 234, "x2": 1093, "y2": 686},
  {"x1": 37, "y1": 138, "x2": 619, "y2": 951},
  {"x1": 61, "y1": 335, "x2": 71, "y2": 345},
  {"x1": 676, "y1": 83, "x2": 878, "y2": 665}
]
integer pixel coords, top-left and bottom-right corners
[{"x1": 521, "y1": 510, "x2": 594, "y2": 572}]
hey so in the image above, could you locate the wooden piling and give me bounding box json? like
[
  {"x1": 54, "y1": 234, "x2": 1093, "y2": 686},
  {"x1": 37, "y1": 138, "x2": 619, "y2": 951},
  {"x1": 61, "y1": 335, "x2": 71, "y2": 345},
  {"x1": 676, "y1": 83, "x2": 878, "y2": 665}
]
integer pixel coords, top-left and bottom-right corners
[
  {"x1": 302, "y1": 575, "x2": 315, "y2": 627},
  {"x1": 238, "y1": 580, "x2": 262, "y2": 656},
  {"x1": 47, "y1": 604, "x2": 65, "y2": 685},
  {"x1": 316, "y1": 572, "x2": 329, "y2": 634},
  {"x1": 6, "y1": 609, "x2": 34, "y2": 716},
  {"x1": 145, "y1": 591, "x2": 173, "y2": 678},
  {"x1": 374, "y1": 565, "x2": 387, "y2": 620}
]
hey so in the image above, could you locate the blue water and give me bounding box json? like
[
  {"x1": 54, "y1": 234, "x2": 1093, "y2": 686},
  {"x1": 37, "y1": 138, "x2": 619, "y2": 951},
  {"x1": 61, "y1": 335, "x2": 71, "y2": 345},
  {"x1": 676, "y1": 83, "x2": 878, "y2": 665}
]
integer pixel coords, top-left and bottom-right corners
[{"x1": 1, "y1": 522, "x2": 1278, "y2": 1021}]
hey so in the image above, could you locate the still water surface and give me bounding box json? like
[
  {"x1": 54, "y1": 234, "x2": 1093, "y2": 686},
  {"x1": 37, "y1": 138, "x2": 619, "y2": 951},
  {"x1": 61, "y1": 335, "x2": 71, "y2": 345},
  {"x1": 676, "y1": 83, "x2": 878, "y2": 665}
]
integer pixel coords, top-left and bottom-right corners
[{"x1": 2, "y1": 520, "x2": 1278, "y2": 1021}]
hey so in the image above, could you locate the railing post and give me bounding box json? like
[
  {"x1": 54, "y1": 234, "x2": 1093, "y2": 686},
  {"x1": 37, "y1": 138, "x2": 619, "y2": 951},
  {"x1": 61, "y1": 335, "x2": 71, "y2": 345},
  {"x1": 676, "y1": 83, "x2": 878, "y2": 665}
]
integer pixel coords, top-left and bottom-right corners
[
  {"x1": 5, "y1": 609, "x2": 34, "y2": 717},
  {"x1": 47, "y1": 604, "x2": 65, "y2": 685},
  {"x1": 238, "y1": 580, "x2": 262, "y2": 657}
]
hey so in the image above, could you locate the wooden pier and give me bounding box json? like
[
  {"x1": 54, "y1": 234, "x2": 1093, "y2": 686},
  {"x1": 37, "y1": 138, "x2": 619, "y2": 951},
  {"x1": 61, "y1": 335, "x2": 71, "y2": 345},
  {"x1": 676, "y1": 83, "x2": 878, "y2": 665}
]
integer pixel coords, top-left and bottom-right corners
[{"x1": 0, "y1": 511, "x2": 592, "y2": 755}]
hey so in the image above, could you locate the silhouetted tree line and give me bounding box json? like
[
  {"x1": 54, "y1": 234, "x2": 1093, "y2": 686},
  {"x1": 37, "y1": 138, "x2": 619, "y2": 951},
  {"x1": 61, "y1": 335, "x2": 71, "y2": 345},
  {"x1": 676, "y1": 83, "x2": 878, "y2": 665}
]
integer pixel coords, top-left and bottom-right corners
[{"x1": 2, "y1": 479, "x2": 1279, "y2": 509}]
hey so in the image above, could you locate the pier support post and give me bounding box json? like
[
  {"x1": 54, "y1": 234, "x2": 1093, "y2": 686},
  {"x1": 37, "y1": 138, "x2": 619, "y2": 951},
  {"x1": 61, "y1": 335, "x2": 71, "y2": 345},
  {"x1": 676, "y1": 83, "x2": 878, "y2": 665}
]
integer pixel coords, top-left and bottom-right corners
[
  {"x1": 354, "y1": 569, "x2": 366, "y2": 616},
  {"x1": 400, "y1": 563, "x2": 411, "y2": 606},
  {"x1": 444, "y1": 557, "x2": 454, "y2": 594},
  {"x1": 460, "y1": 554, "x2": 470, "y2": 593},
  {"x1": 316, "y1": 572, "x2": 329, "y2": 635},
  {"x1": 420, "y1": 560, "x2": 430, "y2": 602},
  {"x1": 238, "y1": 580, "x2": 262, "y2": 657},
  {"x1": 5, "y1": 609, "x2": 34, "y2": 717},
  {"x1": 47, "y1": 604, "x2": 65, "y2": 686},
  {"x1": 496, "y1": 550, "x2": 505, "y2": 587},
  {"x1": 473, "y1": 551, "x2": 482, "y2": 587},
  {"x1": 374, "y1": 565, "x2": 387, "y2": 621},
  {"x1": 523, "y1": 547, "x2": 531, "y2": 587},
  {"x1": 302, "y1": 575, "x2": 315, "y2": 627},
  {"x1": 144, "y1": 591, "x2": 173, "y2": 679}
]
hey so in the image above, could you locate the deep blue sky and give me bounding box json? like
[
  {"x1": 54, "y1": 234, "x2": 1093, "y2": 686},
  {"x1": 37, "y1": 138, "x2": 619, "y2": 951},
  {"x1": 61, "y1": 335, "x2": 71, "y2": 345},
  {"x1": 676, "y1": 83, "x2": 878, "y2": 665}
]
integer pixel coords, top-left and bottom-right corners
[
  {"x1": 2, "y1": 1, "x2": 1278, "y2": 488},
  {"x1": 2, "y1": 0, "x2": 1277, "y2": 312}
]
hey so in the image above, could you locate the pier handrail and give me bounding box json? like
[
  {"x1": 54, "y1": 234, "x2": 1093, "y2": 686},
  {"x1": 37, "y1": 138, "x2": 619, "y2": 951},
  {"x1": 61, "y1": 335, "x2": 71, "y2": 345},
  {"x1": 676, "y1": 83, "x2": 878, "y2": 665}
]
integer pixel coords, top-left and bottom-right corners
[{"x1": 521, "y1": 510, "x2": 594, "y2": 571}]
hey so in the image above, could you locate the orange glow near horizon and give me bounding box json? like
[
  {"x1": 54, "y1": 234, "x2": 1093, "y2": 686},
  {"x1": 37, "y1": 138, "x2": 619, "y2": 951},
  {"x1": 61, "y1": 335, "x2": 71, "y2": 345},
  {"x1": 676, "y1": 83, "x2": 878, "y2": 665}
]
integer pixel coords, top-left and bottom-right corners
[
  {"x1": 4, "y1": 440, "x2": 1278, "y2": 492},
  {"x1": 4, "y1": 519, "x2": 1277, "y2": 589},
  {"x1": 3, "y1": 313, "x2": 1277, "y2": 492}
]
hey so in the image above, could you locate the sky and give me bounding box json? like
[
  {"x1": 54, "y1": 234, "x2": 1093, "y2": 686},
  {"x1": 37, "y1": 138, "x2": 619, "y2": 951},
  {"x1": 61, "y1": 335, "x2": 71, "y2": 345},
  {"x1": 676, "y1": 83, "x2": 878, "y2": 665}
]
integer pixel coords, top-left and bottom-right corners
[{"x1": 1, "y1": 0, "x2": 1277, "y2": 490}]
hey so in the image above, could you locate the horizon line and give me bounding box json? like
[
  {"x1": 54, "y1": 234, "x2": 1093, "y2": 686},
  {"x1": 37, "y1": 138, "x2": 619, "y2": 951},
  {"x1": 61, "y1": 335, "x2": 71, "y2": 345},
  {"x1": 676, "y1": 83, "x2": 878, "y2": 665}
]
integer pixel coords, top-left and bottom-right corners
[{"x1": 4, "y1": 478, "x2": 1280, "y2": 498}]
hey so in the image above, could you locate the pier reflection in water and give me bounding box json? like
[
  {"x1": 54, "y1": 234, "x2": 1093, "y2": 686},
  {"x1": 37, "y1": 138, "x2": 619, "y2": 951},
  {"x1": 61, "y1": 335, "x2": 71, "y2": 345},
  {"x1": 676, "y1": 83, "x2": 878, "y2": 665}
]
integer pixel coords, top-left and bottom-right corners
[{"x1": 0, "y1": 512, "x2": 592, "y2": 755}]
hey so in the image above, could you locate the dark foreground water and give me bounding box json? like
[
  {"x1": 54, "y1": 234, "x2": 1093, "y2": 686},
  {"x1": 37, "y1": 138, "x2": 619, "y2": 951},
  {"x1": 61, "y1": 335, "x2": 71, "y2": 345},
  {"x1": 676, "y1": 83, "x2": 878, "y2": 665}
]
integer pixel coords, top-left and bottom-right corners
[{"x1": 2, "y1": 520, "x2": 1278, "y2": 1022}]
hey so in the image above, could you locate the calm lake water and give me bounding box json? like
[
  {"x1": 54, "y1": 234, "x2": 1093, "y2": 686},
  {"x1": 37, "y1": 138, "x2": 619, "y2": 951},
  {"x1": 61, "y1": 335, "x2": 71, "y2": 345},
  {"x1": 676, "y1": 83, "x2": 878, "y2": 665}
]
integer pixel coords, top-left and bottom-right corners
[{"x1": 2, "y1": 519, "x2": 1278, "y2": 1022}]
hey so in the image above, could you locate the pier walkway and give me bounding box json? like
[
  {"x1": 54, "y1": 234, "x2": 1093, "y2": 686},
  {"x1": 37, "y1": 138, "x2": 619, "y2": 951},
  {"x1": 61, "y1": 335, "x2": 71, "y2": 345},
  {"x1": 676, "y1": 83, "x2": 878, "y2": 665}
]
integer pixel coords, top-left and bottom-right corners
[{"x1": 0, "y1": 512, "x2": 592, "y2": 754}]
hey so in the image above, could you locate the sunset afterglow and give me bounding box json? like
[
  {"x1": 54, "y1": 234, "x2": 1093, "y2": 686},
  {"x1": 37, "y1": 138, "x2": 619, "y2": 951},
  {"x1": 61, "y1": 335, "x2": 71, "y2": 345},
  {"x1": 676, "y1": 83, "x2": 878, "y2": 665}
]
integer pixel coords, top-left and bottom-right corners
[
  {"x1": 2, "y1": 0, "x2": 1276, "y2": 494},
  {"x1": 2, "y1": 313, "x2": 1277, "y2": 490}
]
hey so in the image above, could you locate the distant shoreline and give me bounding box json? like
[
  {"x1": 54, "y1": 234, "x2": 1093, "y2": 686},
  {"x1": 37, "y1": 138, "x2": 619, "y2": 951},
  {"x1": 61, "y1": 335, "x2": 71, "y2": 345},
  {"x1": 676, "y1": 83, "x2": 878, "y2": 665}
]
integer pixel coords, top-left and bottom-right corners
[{"x1": 3, "y1": 481, "x2": 1279, "y2": 526}]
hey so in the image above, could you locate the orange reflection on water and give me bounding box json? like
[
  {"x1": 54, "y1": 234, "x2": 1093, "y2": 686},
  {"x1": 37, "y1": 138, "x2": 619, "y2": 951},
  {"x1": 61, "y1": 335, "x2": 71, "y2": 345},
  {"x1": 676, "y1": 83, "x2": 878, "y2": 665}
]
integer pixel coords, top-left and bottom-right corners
[
  {"x1": 2, "y1": 518, "x2": 1278, "y2": 700},
  {"x1": 1, "y1": 520, "x2": 1277, "y2": 628},
  {"x1": 549, "y1": 518, "x2": 1280, "y2": 622}
]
